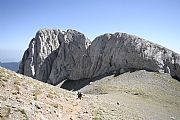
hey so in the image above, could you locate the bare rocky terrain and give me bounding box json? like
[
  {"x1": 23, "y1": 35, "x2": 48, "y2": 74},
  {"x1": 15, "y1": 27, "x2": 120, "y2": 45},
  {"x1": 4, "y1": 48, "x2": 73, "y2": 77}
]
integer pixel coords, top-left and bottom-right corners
[
  {"x1": 0, "y1": 67, "x2": 93, "y2": 120},
  {"x1": 1, "y1": 66, "x2": 180, "y2": 120},
  {"x1": 79, "y1": 70, "x2": 180, "y2": 120}
]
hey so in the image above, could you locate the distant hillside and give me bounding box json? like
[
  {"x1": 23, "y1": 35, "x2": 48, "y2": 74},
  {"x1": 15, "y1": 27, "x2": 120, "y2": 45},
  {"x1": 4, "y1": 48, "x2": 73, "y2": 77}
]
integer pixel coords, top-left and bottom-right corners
[{"x1": 0, "y1": 62, "x2": 20, "y2": 72}]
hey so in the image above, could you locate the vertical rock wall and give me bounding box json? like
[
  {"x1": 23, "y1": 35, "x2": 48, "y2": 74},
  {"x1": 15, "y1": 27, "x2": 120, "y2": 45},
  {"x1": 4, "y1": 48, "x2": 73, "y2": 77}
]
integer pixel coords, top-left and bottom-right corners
[{"x1": 19, "y1": 29, "x2": 180, "y2": 85}]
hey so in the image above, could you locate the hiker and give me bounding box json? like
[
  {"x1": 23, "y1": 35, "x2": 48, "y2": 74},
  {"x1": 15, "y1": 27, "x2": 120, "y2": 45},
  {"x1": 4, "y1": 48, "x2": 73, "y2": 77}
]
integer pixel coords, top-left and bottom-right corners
[{"x1": 77, "y1": 92, "x2": 83, "y2": 100}]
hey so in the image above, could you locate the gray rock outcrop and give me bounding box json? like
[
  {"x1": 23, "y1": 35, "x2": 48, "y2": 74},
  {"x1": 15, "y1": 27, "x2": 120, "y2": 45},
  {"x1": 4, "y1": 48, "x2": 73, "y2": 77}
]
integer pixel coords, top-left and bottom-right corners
[
  {"x1": 19, "y1": 29, "x2": 180, "y2": 84},
  {"x1": 19, "y1": 29, "x2": 60, "y2": 78},
  {"x1": 19, "y1": 29, "x2": 91, "y2": 84}
]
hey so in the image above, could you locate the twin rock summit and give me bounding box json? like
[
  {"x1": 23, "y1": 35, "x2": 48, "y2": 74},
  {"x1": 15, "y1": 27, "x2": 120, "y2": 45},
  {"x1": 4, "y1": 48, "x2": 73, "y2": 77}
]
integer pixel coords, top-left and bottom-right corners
[{"x1": 19, "y1": 29, "x2": 180, "y2": 85}]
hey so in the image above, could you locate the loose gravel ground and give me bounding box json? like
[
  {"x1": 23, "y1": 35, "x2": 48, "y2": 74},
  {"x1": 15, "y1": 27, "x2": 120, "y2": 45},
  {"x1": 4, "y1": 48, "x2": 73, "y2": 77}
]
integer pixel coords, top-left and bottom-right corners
[
  {"x1": 80, "y1": 70, "x2": 180, "y2": 120},
  {"x1": 1, "y1": 67, "x2": 180, "y2": 120}
]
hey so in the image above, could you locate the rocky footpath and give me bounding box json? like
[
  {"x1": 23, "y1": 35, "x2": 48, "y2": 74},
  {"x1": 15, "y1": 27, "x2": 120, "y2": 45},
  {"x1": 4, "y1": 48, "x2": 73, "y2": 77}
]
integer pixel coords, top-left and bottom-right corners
[{"x1": 19, "y1": 29, "x2": 180, "y2": 84}]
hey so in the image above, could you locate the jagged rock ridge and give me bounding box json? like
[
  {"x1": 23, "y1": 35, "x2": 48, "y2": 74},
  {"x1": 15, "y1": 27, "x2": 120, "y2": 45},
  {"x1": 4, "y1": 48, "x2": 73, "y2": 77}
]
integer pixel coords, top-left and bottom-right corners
[{"x1": 19, "y1": 29, "x2": 180, "y2": 84}]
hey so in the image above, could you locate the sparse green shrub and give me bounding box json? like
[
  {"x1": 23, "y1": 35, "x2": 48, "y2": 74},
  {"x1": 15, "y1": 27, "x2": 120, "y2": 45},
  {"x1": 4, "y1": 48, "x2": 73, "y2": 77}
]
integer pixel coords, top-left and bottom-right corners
[
  {"x1": 12, "y1": 85, "x2": 20, "y2": 95},
  {"x1": 0, "y1": 107, "x2": 11, "y2": 118},
  {"x1": 0, "y1": 81, "x2": 5, "y2": 87},
  {"x1": 0, "y1": 74, "x2": 4, "y2": 78},
  {"x1": 53, "y1": 103, "x2": 58, "y2": 108},
  {"x1": 93, "y1": 117, "x2": 102, "y2": 120},
  {"x1": 33, "y1": 90, "x2": 41, "y2": 100},
  {"x1": 0, "y1": 96, "x2": 6, "y2": 101},
  {"x1": 33, "y1": 93, "x2": 38, "y2": 100},
  {"x1": 19, "y1": 109, "x2": 29, "y2": 120},
  {"x1": 47, "y1": 93, "x2": 54, "y2": 99},
  {"x1": 92, "y1": 107, "x2": 105, "y2": 120},
  {"x1": 14, "y1": 80, "x2": 21, "y2": 85},
  {"x1": 15, "y1": 85, "x2": 20, "y2": 92},
  {"x1": 0, "y1": 77, "x2": 8, "y2": 82}
]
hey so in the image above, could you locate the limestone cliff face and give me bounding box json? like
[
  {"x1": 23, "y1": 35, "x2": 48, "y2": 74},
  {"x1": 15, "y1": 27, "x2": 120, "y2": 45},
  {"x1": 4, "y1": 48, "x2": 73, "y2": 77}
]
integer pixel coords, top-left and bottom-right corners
[
  {"x1": 19, "y1": 29, "x2": 60, "y2": 78},
  {"x1": 19, "y1": 29, "x2": 91, "y2": 84},
  {"x1": 36, "y1": 29, "x2": 91, "y2": 84},
  {"x1": 19, "y1": 29, "x2": 180, "y2": 84},
  {"x1": 88, "y1": 33, "x2": 180, "y2": 80}
]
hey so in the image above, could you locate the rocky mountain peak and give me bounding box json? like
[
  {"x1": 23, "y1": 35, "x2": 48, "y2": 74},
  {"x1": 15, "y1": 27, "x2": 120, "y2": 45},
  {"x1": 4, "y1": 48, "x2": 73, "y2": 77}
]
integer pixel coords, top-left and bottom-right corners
[{"x1": 19, "y1": 29, "x2": 180, "y2": 85}]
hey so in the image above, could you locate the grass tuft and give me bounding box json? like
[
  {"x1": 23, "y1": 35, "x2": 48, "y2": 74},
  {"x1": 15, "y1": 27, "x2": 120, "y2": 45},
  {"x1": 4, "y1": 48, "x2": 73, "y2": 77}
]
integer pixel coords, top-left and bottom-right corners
[
  {"x1": 33, "y1": 89, "x2": 41, "y2": 100},
  {"x1": 0, "y1": 107, "x2": 11, "y2": 118},
  {"x1": 19, "y1": 109, "x2": 29, "y2": 120}
]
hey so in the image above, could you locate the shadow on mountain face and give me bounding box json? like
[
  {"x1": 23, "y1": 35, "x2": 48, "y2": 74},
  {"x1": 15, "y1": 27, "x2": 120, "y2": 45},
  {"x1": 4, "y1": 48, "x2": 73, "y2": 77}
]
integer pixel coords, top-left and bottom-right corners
[
  {"x1": 60, "y1": 68, "x2": 133, "y2": 91},
  {"x1": 60, "y1": 79, "x2": 90, "y2": 91},
  {"x1": 60, "y1": 70, "x2": 142, "y2": 91},
  {"x1": 60, "y1": 69, "x2": 141, "y2": 91},
  {"x1": 60, "y1": 73, "x2": 114, "y2": 91},
  {"x1": 172, "y1": 76, "x2": 180, "y2": 81},
  {"x1": 60, "y1": 69, "x2": 180, "y2": 91}
]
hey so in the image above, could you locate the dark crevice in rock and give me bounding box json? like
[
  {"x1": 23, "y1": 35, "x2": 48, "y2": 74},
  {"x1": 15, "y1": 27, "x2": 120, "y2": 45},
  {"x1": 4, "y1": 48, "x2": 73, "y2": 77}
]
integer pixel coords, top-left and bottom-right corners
[{"x1": 36, "y1": 48, "x2": 59, "y2": 82}]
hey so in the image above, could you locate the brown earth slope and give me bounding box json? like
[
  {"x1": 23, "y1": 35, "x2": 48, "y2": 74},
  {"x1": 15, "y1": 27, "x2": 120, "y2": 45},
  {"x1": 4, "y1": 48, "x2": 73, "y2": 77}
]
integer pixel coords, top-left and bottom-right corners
[
  {"x1": 0, "y1": 67, "x2": 93, "y2": 120},
  {"x1": 1, "y1": 67, "x2": 180, "y2": 120}
]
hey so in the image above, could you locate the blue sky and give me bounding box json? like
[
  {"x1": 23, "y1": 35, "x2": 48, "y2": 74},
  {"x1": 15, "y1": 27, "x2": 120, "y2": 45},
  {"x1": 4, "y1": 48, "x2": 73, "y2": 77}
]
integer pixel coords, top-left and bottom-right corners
[{"x1": 0, "y1": 0, "x2": 180, "y2": 62}]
